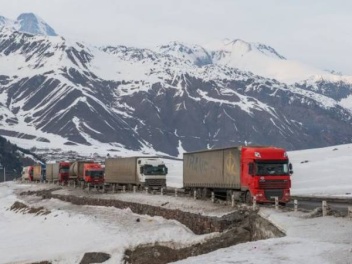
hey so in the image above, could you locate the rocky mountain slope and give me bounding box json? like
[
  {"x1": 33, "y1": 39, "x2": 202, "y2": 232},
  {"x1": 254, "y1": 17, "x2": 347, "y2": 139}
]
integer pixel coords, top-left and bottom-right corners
[{"x1": 0, "y1": 13, "x2": 352, "y2": 158}]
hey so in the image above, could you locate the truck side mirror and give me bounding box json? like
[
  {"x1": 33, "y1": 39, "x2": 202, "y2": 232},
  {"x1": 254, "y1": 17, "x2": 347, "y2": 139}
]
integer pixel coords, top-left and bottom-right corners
[
  {"x1": 140, "y1": 167, "x2": 144, "y2": 174},
  {"x1": 248, "y1": 163, "x2": 254, "y2": 175},
  {"x1": 165, "y1": 168, "x2": 168, "y2": 175},
  {"x1": 289, "y1": 163, "x2": 293, "y2": 175}
]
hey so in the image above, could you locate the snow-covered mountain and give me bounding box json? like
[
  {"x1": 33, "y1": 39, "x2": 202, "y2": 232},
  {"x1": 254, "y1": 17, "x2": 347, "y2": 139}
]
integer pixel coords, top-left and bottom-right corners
[
  {"x1": 202, "y1": 38, "x2": 352, "y2": 84},
  {"x1": 0, "y1": 13, "x2": 57, "y2": 36},
  {"x1": 1, "y1": 13, "x2": 352, "y2": 158},
  {"x1": 156, "y1": 41, "x2": 212, "y2": 66}
]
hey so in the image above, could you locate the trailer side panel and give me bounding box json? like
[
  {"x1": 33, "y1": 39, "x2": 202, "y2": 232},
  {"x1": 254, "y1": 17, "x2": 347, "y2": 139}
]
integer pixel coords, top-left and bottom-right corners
[
  {"x1": 105, "y1": 157, "x2": 138, "y2": 184},
  {"x1": 46, "y1": 164, "x2": 54, "y2": 182},
  {"x1": 33, "y1": 165, "x2": 42, "y2": 181},
  {"x1": 183, "y1": 147, "x2": 241, "y2": 189}
]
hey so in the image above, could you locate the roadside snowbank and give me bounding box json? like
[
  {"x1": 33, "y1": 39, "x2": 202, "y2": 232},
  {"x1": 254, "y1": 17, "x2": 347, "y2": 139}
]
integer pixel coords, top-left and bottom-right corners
[
  {"x1": 0, "y1": 182, "x2": 212, "y2": 263},
  {"x1": 174, "y1": 208, "x2": 352, "y2": 264}
]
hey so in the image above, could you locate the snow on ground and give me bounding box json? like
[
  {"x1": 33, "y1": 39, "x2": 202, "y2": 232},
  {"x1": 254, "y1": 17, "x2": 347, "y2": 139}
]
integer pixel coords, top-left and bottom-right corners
[
  {"x1": 175, "y1": 208, "x2": 352, "y2": 264},
  {"x1": 289, "y1": 144, "x2": 352, "y2": 197},
  {"x1": 53, "y1": 187, "x2": 236, "y2": 217},
  {"x1": 0, "y1": 183, "x2": 213, "y2": 264},
  {"x1": 1, "y1": 144, "x2": 352, "y2": 263},
  {"x1": 163, "y1": 158, "x2": 183, "y2": 188}
]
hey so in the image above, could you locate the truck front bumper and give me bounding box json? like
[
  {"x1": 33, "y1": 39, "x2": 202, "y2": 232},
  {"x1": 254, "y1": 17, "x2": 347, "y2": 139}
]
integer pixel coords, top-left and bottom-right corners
[{"x1": 253, "y1": 189, "x2": 290, "y2": 203}]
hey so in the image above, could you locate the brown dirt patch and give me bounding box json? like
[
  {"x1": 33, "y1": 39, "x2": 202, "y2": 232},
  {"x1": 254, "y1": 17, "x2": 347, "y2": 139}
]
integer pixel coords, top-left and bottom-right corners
[
  {"x1": 79, "y1": 252, "x2": 111, "y2": 264},
  {"x1": 10, "y1": 201, "x2": 50, "y2": 215}
]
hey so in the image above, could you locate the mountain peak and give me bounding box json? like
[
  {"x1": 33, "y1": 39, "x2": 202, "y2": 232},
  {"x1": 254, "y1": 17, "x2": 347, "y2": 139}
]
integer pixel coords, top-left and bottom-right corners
[
  {"x1": 16, "y1": 13, "x2": 57, "y2": 36},
  {"x1": 156, "y1": 41, "x2": 212, "y2": 66},
  {"x1": 205, "y1": 38, "x2": 285, "y2": 60},
  {"x1": 227, "y1": 39, "x2": 252, "y2": 53},
  {"x1": 0, "y1": 15, "x2": 13, "y2": 28},
  {"x1": 253, "y1": 43, "x2": 286, "y2": 60}
]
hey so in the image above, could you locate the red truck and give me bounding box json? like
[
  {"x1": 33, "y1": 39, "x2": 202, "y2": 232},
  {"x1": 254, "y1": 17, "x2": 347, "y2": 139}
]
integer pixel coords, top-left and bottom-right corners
[
  {"x1": 21, "y1": 166, "x2": 33, "y2": 181},
  {"x1": 69, "y1": 161, "x2": 104, "y2": 185},
  {"x1": 183, "y1": 146, "x2": 293, "y2": 204},
  {"x1": 46, "y1": 162, "x2": 71, "y2": 183}
]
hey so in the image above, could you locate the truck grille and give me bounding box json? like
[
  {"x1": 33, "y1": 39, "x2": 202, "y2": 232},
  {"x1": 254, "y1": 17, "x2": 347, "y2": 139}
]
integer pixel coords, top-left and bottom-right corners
[
  {"x1": 259, "y1": 180, "x2": 289, "y2": 189},
  {"x1": 264, "y1": 189, "x2": 284, "y2": 200},
  {"x1": 145, "y1": 178, "x2": 166, "y2": 187}
]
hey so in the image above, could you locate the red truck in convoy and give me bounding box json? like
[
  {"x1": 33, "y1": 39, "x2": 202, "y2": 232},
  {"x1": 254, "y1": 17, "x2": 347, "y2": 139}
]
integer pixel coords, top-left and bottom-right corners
[
  {"x1": 21, "y1": 166, "x2": 33, "y2": 181},
  {"x1": 69, "y1": 161, "x2": 104, "y2": 185},
  {"x1": 183, "y1": 146, "x2": 293, "y2": 204},
  {"x1": 46, "y1": 162, "x2": 71, "y2": 183}
]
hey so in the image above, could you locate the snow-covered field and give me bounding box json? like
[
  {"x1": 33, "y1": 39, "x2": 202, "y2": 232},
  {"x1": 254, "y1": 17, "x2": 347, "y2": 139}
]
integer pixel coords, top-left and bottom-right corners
[{"x1": 1, "y1": 144, "x2": 352, "y2": 263}]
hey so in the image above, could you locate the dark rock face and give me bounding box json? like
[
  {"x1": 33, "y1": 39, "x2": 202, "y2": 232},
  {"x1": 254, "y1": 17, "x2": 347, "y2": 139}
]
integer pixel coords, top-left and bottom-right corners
[
  {"x1": 0, "y1": 28, "x2": 352, "y2": 156},
  {"x1": 79, "y1": 252, "x2": 111, "y2": 264}
]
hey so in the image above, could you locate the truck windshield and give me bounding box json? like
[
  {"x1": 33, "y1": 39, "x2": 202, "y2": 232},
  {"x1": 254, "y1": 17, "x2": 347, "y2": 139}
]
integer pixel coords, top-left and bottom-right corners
[
  {"x1": 255, "y1": 161, "x2": 289, "y2": 176},
  {"x1": 143, "y1": 165, "x2": 167, "y2": 175},
  {"x1": 60, "y1": 167, "x2": 69, "y2": 173},
  {"x1": 86, "y1": 170, "x2": 104, "y2": 177}
]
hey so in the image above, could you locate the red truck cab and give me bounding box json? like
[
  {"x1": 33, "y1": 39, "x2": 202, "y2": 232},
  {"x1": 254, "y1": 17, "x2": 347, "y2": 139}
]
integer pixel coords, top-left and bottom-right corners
[
  {"x1": 241, "y1": 146, "x2": 292, "y2": 204},
  {"x1": 29, "y1": 166, "x2": 34, "y2": 181},
  {"x1": 21, "y1": 166, "x2": 34, "y2": 181},
  {"x1": 83, "y1": 163, "x2": 104, "y2": 184},
  {"x1": 59, "y1": 162, "x2": 70, "y2": 183}
]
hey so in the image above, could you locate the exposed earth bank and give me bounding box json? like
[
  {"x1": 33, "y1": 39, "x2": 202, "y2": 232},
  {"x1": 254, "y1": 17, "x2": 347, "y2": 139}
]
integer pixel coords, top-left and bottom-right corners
[{"x1": 18, "y1": 186, "x2": 284, "y2": 264}]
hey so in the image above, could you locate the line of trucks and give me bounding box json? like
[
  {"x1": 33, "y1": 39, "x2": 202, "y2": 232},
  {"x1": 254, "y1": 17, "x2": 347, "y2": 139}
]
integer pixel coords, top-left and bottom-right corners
[
  {"x1": 22, "y1": 157, "x2": 168, "y2": 189},
  {"x1": 21, "y1": 146, "x2": 293, "y2": 204}
]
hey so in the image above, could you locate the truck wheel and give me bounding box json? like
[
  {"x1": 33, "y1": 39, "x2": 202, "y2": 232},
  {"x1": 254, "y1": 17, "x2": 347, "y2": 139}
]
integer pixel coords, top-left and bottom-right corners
[
  {"x1": 226, "y1": 190, "x2": 234, "y2": 202},
  {"x1": 201, "y1": 188, "x2": 209, "y2": 199},
  {"x1": 245, "y1": 191, "x2": 253, "y2": 205},
  {"x1": 187, "y1": 188, "x2": 193, "y2": 197}
]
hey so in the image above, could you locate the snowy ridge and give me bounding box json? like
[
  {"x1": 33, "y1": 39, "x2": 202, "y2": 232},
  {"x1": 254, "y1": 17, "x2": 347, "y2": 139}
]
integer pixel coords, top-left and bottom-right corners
[
  {"x1": 202, "y1": 38, "x2": 352, "y2": 84},
  {"x1": 0, "y1": 13, "x2": 57, "y2": 36},
  {"x1": 0, "y1": 18, "x2": 352, "y2": 157},
  {"x1": 0, "y1": 15, "x2": 14, "y2": 28},
  {"x1": 156, "y1": 41, "x2": 212, "y2": 66}
]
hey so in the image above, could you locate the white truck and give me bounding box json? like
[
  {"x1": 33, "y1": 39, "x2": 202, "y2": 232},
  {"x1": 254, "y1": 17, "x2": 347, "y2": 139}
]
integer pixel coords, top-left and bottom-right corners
[{"x1": 104, "y1": 157, "x2": 168, "y2": 188}]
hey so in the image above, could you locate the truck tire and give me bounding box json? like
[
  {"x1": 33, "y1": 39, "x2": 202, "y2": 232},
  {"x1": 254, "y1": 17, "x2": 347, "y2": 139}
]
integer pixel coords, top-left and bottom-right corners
[
  {"x1": 201, "y1": 188, "x2": 209, "y2": 199},
  {"x1": 245, "y1": 191, "x2": 253, "y2": 205}
]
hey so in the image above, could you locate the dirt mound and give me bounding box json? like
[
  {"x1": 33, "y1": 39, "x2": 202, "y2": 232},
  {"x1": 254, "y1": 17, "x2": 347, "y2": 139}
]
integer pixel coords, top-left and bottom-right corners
[
  {"x1": 20, "y1": 188, "x2": 62, "y2": 199},
  {"x1": 123, "y1": 214, "x2": 284, "y2": 264},
  {"x1": 124, "y1": 227, "x2": 250, "y2": 264},
  {"x1": 10, "y1": 201, "x2": 50, "y2": 215}
]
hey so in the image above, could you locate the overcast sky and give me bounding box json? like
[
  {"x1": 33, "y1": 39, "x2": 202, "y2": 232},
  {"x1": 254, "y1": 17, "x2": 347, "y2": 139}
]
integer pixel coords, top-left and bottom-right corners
[{"x1": 1, "y1": 0, "x2": 352, "y2": 74}]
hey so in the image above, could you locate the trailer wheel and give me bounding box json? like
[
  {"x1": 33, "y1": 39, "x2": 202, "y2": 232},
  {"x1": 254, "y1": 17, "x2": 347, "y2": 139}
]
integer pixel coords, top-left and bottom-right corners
[
  {"x1": 187, "y1": 188, "x2": 193, "y2": 197},
  {"x1": 226, "y1": 190, "x2": 234, "y2": 202},
  {"x1": 201, "y1": 188, "x2": 210, "y2": 199},
  {"x1": 245, "y1": 191, "x2": 253, "y2": 205}
]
